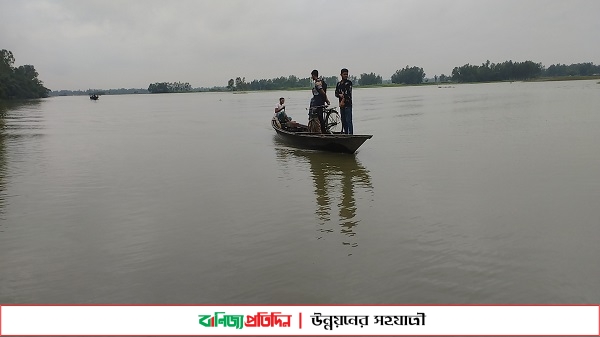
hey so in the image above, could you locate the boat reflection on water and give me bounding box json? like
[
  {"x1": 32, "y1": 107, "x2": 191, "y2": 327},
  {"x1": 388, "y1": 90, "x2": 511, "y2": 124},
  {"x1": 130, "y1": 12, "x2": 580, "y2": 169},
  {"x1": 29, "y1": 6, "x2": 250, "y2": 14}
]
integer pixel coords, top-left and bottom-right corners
[{"x1": 274, "y1": 137, "x2": 373, "y2": 252}]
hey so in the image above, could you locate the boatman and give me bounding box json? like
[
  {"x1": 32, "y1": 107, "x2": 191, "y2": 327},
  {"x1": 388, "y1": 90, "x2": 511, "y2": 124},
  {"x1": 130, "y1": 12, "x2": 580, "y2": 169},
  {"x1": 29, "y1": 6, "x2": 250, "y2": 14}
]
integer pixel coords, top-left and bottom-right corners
[{"x1": 309, "y1": 69, "x2": 330, "y2": 133}]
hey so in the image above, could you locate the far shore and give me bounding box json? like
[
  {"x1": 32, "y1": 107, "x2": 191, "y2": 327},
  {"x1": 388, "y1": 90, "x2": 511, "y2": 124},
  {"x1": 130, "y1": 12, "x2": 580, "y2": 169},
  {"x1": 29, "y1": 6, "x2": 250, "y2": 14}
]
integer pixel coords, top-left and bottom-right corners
[
  {"x1": 264, "y1": 75, "x2": 600, "y2": 92},
  {"x1": 43, "y1": 75, "x2": 600, "y2": 97},
  {"x1": 318, "y1": 75, "x2": 600, "y2": 90}
]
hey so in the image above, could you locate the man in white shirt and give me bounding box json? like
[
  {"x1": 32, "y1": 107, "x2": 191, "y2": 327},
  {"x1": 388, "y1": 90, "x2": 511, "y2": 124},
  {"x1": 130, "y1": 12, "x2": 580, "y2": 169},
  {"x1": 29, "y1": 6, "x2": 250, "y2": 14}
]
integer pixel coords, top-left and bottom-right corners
[{"x1": 274, "y1": 97, "x2": 290, "y2": 124}]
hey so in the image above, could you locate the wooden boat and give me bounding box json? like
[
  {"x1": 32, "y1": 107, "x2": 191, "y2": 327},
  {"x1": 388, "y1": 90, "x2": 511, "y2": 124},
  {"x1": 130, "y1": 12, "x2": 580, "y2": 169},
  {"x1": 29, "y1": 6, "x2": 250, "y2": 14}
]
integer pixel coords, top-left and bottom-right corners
[
  {"x1": 271, "y1": 117, "x2": 372, "y2": 154},
  {"x1": 89, "y1": 94, "x2": 99, "y2": 100}
]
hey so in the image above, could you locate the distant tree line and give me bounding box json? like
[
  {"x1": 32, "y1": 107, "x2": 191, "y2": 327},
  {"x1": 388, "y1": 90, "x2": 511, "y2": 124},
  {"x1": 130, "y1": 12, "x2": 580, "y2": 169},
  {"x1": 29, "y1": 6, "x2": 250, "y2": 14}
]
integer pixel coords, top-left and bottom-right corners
[
  {"x1": 147, "y1": 81, "x2": 192, "y2": 93},
  {"x1": 44, "y1": 59, "x2": 600, "y2": 96},
  {"x1": 225, "y1": 70, "x2": 420, "y2": 89},
  {"x1": 450, "y1": 60, "x2": 542, "y2": 82},
  {"x1": 544, "y1": 62, "x2": 600, "y2": 77},
  {"x1": 0, "y1": 49, "x2": 50, "y2": 99},
  {"x1": 226, "y1": 73, "x2": 390, "y2": 91},
  {"x1": 450, "y1": 61, "x2": 600, "y2": 83},
  {"x1": 224, "y1": 61, "x2": 599, "y2": 90},
  {"x1": 226, "y1": 75, "x2": 338, "y2": 91},
  {"x1": 49, "y1": 88, "x2": 149, "y2": 96}
]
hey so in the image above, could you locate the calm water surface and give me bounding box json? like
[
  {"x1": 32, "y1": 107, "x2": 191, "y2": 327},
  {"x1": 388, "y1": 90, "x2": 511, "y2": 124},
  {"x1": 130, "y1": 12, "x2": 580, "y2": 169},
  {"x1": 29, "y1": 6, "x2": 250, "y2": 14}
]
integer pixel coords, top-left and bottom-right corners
[{"x1": 1, "y1": 80, "x2": 599, "y2": 304}]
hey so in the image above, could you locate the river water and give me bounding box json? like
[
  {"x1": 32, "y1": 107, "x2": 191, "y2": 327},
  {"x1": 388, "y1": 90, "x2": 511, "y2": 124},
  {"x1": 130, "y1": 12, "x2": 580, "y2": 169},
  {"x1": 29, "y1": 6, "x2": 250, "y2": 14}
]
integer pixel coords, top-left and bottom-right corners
[{"x1": 1, "y1": 80, "x2": 599, "y2": 304}]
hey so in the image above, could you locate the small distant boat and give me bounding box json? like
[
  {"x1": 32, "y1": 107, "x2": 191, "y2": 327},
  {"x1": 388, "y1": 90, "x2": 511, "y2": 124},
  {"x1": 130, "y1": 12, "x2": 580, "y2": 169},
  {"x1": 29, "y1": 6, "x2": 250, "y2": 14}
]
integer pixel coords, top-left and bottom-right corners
[
  {"x1": 89, "y1": 94, "x2": 99, "y2": 100},
  {"x1": 272, "y1": 117, "x2": 372, "y2": 154}
]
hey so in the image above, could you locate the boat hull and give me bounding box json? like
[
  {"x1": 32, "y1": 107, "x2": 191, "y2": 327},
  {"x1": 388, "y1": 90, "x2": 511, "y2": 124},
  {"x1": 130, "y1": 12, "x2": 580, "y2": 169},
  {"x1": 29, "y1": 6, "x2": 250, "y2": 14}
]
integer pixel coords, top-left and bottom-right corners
[{"x1": 272, "y1": 118, "x2": 372, "y2": 154}]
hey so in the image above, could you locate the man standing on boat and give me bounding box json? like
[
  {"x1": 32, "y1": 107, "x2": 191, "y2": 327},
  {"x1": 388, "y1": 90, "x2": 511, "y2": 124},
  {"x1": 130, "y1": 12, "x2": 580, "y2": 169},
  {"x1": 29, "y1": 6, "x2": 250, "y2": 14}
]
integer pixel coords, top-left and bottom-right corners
[
  {"x1": 310, "y1": 69, "x2": 330, "y2": 133},
  {"x1": 335, "y1": 68, "x2": 353, "y2": 134}
]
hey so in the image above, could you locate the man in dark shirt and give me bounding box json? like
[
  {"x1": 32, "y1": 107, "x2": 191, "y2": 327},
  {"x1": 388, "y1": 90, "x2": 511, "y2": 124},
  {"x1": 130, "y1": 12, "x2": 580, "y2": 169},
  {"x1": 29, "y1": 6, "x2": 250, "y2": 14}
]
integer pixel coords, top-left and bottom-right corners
[
  {"x1": 309, "y1": 69, "x2": 330, "y2": 133},
  {"x1": 335, "y1": 68, "x2": 353, "y2": 134}
]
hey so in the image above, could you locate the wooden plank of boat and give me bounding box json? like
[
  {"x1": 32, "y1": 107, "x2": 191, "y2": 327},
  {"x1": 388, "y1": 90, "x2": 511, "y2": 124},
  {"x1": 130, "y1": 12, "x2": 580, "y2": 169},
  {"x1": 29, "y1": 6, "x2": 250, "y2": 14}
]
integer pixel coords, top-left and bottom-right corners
[{"x1": 271, "y1": 118, "x2": 372, "y2": 154}]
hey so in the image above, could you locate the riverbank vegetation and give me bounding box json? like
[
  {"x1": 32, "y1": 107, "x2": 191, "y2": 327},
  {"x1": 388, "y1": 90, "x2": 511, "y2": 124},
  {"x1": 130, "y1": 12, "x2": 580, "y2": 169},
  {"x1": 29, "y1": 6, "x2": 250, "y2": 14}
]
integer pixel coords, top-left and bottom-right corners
[
  {"x1": 0, "y1": 49, "x2": 50, "y2": 100},
  {"x1": 52, "y1": 88, "x2": 148, "y2": 96},
  {"x1": 44, "y1": 58, "x2": 600, "y2": 96},
  {"x1": 222, "y1": 61, "x2": 599, "y2": 91}
]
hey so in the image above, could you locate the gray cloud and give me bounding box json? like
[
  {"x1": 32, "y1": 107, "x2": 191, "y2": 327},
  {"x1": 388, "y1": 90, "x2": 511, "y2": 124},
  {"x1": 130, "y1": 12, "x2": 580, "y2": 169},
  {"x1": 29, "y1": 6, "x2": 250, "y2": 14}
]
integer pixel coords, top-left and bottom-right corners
[{"x1": 1, "y1": 0, "x2": 598, "y2": 90}]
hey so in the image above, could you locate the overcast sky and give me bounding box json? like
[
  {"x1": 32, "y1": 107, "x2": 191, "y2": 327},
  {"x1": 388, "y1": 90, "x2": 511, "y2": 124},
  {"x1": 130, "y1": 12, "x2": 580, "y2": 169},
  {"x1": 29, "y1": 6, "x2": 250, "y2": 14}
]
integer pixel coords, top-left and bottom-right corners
[{"x1": 1, "y1": 0, "x2": 599, "y2": 90}]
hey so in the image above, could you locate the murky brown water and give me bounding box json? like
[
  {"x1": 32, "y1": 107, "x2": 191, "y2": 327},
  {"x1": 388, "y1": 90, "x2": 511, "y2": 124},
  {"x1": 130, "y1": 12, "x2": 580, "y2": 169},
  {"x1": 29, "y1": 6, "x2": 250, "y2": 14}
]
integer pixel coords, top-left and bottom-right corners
[{"x1": 1, "y1": 80, "x2": 599, "y2": 304}]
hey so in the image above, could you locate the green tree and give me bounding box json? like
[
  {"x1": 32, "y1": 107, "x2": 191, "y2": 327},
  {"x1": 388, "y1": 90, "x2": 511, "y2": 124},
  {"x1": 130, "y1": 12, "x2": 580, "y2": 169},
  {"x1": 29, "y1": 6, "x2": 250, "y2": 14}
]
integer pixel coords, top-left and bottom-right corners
[
  {"x1": 358, "y1": 72, "x2": 382, "y2": 85},
  {"x1": 391, "y1": 66, "x2": 425, "y2": 84},
  {"x1": 0, "y1": 49, "x2": 49, "y2": 99},
  {"x1": 148, "y1": 82, "x2": 170, "y2": 93},
  {"x1": 0, "y1": 49, "x2": 15, "y2": 74},
  {"x1": 171, "y1": 81, "x2": 192, "y2": 92},
  {"x1": 234, "y1": 77, "x2": 249, "y2": 91}
]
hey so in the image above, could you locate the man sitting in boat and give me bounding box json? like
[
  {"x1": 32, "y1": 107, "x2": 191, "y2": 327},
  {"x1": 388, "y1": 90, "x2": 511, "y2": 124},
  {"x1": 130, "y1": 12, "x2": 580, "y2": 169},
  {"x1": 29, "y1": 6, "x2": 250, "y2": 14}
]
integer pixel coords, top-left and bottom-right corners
[
  {"x1": 274, "y1": 97, "x2": 302, "y2": 131},
  {"x1": 274, "y1": 97, "x2": 290, "y2": 124}
]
